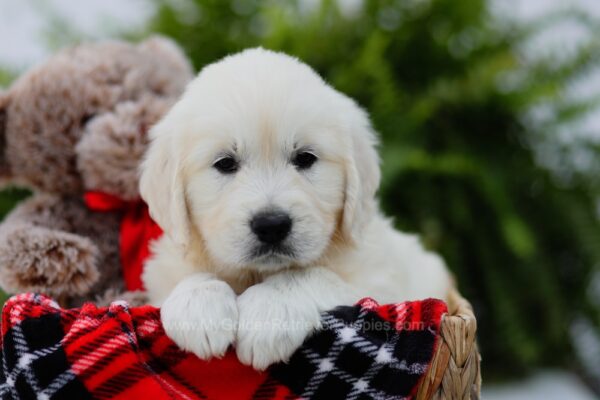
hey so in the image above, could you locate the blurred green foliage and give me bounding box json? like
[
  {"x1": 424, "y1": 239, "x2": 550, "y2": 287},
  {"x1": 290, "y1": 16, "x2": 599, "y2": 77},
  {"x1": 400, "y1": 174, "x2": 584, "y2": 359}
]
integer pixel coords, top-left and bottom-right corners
[
  {"x1": 0, "y1": 69, "x2": 13, "y2": 87},
  {"x1": 145, "y1": 0, "x2": 600, "y2": 381}
]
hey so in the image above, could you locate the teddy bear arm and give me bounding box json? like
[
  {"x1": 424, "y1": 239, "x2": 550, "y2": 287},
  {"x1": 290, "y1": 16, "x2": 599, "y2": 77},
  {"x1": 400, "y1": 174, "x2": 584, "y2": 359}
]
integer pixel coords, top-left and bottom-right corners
[{"x1": 0, "y1": 195, "x2": 101, "y2": 298}]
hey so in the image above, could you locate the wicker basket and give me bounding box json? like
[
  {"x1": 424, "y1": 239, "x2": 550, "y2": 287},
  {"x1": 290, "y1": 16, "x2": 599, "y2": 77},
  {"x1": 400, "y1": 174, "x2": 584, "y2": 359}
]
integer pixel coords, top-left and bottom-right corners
[{"x1": 415, "y1": 289, "x2": 481, "y2": 399}]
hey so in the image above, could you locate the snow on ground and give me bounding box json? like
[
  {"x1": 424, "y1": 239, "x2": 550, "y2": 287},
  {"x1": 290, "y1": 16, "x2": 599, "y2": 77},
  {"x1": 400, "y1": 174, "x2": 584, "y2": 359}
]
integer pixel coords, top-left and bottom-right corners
[{"x1": 483, "y1": 370, "x2": 597, "y2": 400}]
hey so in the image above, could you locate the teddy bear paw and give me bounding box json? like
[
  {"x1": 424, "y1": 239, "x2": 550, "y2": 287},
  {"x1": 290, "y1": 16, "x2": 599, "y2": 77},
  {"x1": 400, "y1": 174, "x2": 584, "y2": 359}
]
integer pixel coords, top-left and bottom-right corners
[{"x1": 0, "y1": 226, "x2": 100, "y2": 297}]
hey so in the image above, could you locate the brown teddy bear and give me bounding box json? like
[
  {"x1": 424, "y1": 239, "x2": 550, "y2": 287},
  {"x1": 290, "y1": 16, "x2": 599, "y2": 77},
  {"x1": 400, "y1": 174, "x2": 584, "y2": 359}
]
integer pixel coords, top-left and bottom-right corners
[{"x1": 0, "y1": 37, "x2": 193, "y2": 306}]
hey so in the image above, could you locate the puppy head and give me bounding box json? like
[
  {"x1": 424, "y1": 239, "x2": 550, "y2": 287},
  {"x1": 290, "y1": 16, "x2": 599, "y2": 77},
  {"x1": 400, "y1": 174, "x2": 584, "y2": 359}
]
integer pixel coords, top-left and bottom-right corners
[{"x1": 140, "y1": 48, "x2": 380, "y2": 273}]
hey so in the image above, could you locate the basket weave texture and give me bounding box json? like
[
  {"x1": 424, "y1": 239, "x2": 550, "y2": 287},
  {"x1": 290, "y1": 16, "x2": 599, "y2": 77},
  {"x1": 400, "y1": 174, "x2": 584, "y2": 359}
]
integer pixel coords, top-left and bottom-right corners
[{"x1": 415, "y1": 289, "x2": 481, "y2": 400}]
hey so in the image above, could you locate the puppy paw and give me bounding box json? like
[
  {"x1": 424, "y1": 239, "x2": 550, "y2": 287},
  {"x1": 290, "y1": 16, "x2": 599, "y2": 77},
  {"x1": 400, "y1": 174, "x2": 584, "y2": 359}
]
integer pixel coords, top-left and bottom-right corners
[
  {"x1": 161, "y1": 276, "x2": 238, "y2": 360},
  {"x1": 236, "y1": 285, "x2": 322, "y2": 370}
]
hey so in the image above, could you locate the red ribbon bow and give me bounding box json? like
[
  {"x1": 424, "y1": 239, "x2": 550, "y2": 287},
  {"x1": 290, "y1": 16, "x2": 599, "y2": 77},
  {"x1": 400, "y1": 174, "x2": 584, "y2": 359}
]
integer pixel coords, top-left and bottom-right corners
[{"x1": 84, "y1": 191, "x2": 163, "y2": 291}]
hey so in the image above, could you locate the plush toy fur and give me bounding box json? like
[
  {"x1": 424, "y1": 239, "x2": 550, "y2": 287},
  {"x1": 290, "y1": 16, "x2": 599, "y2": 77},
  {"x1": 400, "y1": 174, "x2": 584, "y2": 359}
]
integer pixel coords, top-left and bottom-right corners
[{"x1": 0, "y1": 37, "x2": 193, "y2": 306}]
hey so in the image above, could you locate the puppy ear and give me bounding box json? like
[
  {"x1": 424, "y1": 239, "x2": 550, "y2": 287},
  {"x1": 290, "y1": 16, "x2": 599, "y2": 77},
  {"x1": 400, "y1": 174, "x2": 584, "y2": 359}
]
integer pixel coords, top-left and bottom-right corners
[
  {"x1": 139, "y1": 120, "x2": 190, "y2": 249},
  {"x1": 0, "y1": 91, "x2": 10, "y2": 178},
  {"x1": 341, "y1": 103, "x2": 381, "y2": 245}
]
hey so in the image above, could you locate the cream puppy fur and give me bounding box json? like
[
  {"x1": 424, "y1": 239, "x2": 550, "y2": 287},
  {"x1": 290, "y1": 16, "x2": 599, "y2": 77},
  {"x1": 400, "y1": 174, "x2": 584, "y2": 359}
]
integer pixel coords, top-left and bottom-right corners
[{"x1": 140, "y1": 48, "x2": 451, "y2": 370}]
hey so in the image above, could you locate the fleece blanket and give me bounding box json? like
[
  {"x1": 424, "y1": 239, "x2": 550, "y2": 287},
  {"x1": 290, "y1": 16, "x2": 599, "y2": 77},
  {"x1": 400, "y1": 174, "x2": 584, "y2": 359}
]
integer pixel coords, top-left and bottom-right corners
[{"x1": 0, "y1": 293, "x2": 447, "y2": 400}]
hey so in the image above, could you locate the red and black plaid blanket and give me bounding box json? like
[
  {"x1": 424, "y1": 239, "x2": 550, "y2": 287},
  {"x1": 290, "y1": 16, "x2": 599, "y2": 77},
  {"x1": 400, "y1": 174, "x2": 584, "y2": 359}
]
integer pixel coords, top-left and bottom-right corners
[{"x1": 0, "y1": 293, "x2": 447, "y2": 400}]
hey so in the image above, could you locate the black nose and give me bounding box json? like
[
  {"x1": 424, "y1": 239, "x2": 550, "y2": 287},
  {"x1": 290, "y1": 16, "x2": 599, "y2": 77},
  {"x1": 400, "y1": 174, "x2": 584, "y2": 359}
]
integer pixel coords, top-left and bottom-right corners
[{"x1": 250, "y1": 211, "x2": 292, "y2": 244}]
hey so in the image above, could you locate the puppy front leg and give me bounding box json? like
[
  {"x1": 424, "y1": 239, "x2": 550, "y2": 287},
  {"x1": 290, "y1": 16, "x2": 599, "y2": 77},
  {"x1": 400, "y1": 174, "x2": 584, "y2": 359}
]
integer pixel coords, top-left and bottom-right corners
[
  {"x1": 161, "y1": 273, "x2": 238, "y2": 360},
  {"x1": 236, "y1": 267, "x2": 358, "y2": 370}
]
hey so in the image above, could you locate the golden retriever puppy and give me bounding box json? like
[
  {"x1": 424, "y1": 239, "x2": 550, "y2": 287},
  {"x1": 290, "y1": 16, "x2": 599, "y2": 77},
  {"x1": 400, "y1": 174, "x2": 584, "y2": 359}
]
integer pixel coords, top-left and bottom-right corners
[{"x1": 140, "y1": 48, "x2": 451, "y2": 370}]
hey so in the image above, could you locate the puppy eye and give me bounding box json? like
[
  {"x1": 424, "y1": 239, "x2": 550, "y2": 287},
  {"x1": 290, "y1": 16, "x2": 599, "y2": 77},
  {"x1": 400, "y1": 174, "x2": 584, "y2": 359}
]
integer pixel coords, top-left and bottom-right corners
[
  {"x1": 213, "y1": 156, "x2": 239, "y2": 174},
  {"x1": 292, "y1": 151, "x2": 317, "y2": 170}
]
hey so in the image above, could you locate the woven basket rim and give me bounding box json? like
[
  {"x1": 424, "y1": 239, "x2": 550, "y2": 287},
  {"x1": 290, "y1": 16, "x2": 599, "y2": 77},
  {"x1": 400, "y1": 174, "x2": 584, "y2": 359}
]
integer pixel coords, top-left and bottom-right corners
[{"x1": 415, "y1": 288, "x2": 481, "y2": 400}]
